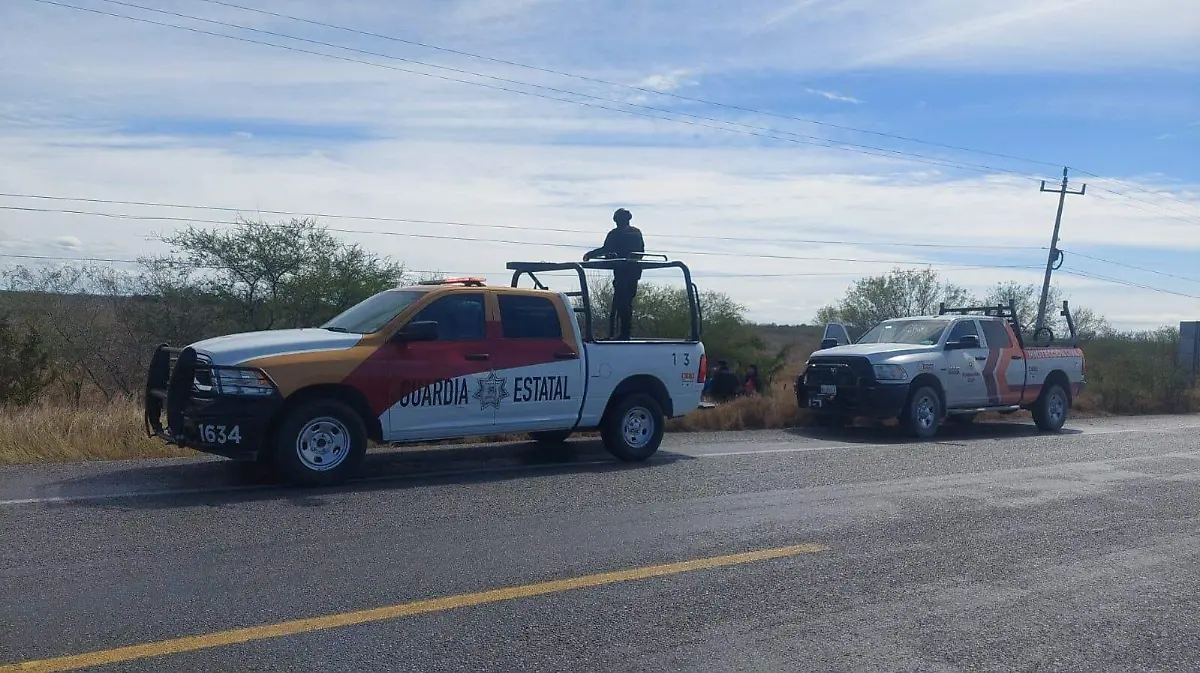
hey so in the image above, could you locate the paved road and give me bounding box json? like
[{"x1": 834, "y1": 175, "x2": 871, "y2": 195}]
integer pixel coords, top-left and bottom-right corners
[{"x1": 3, "y1": 415, "x2": 1200, "y2": 672}]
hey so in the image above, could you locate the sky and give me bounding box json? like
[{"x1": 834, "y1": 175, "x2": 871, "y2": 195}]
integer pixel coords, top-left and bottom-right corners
[{"x1": 1, "y1": 0, "x2": 1198, "y2": 330}]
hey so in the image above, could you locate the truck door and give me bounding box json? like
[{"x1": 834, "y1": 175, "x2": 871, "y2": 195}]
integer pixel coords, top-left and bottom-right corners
[
  {"x1": 490, "y1": 292, "x2": 586, "y2": 434},
  {"x1": 944, "y1": 319, "x2": 990, "y2": 408},
  {"x1": 384, "y1": 291, "x2": 497, "y2": 442},
  {"x1": 980, "y1": 319, "x2": 1027, "y2": 406}
]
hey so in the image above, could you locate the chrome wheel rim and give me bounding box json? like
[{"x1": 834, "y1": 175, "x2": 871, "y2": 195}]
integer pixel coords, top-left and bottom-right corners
[
  {"x1": 1048, "y1": 391, "x2": 1066, "y2": 425},
  {"x1": 296, "y1": 417, "x2": 351, "y2": 471},
  {"x1": 622, "y1": 406, "x2": 655, "y2": 449},
  {"x1": 916, "y1": 395, "x2": 937, "y2": 430}
]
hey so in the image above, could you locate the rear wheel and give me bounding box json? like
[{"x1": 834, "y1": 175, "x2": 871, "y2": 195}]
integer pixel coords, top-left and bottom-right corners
[
  {"x1": 270, "y1": 399, "x2": 367, "y2": 486},
  {"x1": 1032, "y1": 383, "x2": 1069, "y2": 432},
  {"x1": 601, "y1": 393, "x2": 664, "y2": 461},
  {"x1": 901, "y1": 385, "x2": 942, "y2": 439},
  {"x1": 529, "y1": 429, "x2": 573, "y2": 445}
]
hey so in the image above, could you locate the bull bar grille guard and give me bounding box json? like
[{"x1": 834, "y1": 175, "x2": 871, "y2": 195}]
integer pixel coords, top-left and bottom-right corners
[{"x1": 143, "y1": 344, "x2": 276, "y2": 445}]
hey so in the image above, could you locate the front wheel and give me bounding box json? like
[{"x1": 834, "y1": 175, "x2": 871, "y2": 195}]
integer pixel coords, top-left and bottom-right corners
[
  {"x1": 901, "y1": 385, "x2": 942, "y2": 439},
  {"x1": 270, "y1": 400, "x2": 368, "y2": 486},
  {"x1": 1032, "y1": 383, "x2": 1069, "y2": 432},
  {"x1": 602, "y1": 393, "x2": 665, "y2": 461}
]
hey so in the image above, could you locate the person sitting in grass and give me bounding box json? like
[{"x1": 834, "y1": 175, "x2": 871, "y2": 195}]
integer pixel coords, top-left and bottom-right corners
[{"x1": 709, "y1": 360, "x2": 741, "y2": 402}]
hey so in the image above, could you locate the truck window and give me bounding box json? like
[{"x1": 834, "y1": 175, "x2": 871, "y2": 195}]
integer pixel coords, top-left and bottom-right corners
[
  {"x1": 321, "y1": 289, "x2": 427, "y2": 334},
  {"x1": 981, "y1": 320, "x2": 1013, "y2": 348},
  {"x1": 498, "y1": 294, "x2": 562, "y2": 339},
  {"x1": 410, "y1": 293, "x2": 486, "y2": 340},
  {"x1": 947, "y1": 319, "x2": 980, "y2": 343},
  {"x1": 858, "y1": 319, "x2": 947, "y2": 345}
]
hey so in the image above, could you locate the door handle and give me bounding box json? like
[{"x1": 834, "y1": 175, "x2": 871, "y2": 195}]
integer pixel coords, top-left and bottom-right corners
[
  {"x1": 553, "y1": 351, "x2": 577, "y2": 359},
  {"x1": 465, "y1": 353, "x2": 489, "y2": 361},
  {"x1": 974, "y1": 356, "x2": 987, "y2": 361},
  {"x1": 1011, "y1": 355, "x2": 1023, "y2": 360}
]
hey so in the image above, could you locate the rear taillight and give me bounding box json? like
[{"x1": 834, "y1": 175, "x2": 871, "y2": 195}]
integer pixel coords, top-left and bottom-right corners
[{"x1": 697, "y1": 354, "x2": 708, "y2": 383}]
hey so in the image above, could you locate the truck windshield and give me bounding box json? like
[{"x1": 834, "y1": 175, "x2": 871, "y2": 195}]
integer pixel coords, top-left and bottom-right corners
[
  {"x1": 857, "y1": 320, "x2": 948, "y2": 346},
  {"x1": 321, "y1": 289, "x2": 427, "y2": 334}
]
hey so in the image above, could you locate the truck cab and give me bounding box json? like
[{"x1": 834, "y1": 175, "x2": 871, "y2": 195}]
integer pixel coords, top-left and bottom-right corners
[
  {"x1": 797, "y1": 301, "x2": 1085, "y2": 438},
  {"x1": 145, "y1": 258, "x2": 706, "y2": 486}
]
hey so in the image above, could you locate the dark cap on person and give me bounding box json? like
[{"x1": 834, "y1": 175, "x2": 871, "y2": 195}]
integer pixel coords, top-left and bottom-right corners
[{"x1": 613, "y1": 208, "x2": 632, "y2": 224}]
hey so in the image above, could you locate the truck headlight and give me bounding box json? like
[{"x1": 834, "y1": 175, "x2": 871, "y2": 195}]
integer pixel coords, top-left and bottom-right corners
[
  {"x1": 873, "y1": 364, "x2": 909, "y2": 381},
  {"x1": 214, "y1": 368, "x2": 276, "y2": 396}
]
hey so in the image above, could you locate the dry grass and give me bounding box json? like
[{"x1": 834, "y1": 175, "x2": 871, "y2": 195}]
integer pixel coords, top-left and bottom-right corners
[
  {"x1": 0, "y1": 397, "x2": 191, "y2": 466},
  {"x1": 666, "y1": 393, "x2": 807, "y2": 432}
]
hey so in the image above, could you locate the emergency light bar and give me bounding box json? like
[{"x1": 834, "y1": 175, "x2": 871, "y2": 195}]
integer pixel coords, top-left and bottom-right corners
[{"x1": 418, "y1": 276, "x2": 487, "y2": 287}]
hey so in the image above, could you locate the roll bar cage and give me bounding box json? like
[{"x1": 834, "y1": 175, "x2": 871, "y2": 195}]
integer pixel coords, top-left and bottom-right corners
[
  {"x1": 939, "y1": 299, "x2": 1078, "y2": 348},
  {"x1": 506, "y1": 256, "x2": 702, "y2": 343}
]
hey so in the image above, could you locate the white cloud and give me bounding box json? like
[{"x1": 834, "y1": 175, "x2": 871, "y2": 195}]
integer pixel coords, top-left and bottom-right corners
[
  {"x1": 52, "y1": 236, "x2": 83, "y2": 250},
  {"x1": 638, "y1": 70, "x2": 700, "y2": 93},
  {"x1": 2, "y1": 128, "x2": 1197, "y2": 330},
  {"x1": 0, "y1": 0, "x2": 1197, "y2": 333},
  {"x1": 804, "y1": 88, "x2": 862, "y2": 104}
]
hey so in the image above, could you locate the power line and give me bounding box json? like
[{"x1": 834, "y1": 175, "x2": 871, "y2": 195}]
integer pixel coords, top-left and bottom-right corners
[
  {"x1": 155, "y1": 0, "x2": 1200, "y2": 223},
  {"x1": 0, "y1": 252, "x2": 1040, "y2": 279},
  {"x1": 0, "y1": 251, "x2": 464, "y2": 276},
  {"x1": 1061, "y1": 249, "x2": 1200, "y2": 285},
  {"x1": 1059, "y1": 269, "x2": 1200, "y2": 300},
  {"x1": 27, "y1": 0, "x2": 1197, "y2": 231},
  {"x1": 0, "y1": 192, "x2": 1045, "y2": 252},
  {"x1": 31, "y1": 0, "x2": 1055, "y2": 181},
  {"x1": 1089, "y1": 191, "x2": 1200, "y2": 227},
  {"x1": 192, "y1": 0, "x2": 1070, "y2": 173},
  {"x1": 1086, "y1": 184, "x2": 1200, "y2": 225},
  {"x1": 14, "y1": 251, "x2": 1192, "y2": 303},
  {"x1": 1072, "y1": 168, "x2": 1200, "y2": 218},
  {"x1": 0, "y1": 205, "x2": 1046, "y2": 267}
]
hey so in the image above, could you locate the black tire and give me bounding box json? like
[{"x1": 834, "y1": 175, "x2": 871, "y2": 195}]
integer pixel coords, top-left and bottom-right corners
[
  {"x1": 529, "y1": 429, "x2": 573, "y2": 445},
  {"x1": 601, "y1": 393, "x2": 665, "y2": 461},
  {"x1": 270, "y1": 399, "x2": 368, "y2": 486},
  {"x1": 901, "y1": 385, "x2": 942, "y2": 439},
  {"x1": 1032, "y1": 383, "x2": 1069, "y2": 432}
]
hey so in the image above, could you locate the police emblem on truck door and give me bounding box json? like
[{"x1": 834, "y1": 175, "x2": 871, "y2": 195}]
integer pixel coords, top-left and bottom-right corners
[{"x1": 473, "y1": 370, "x2": 510, "y2": 410}]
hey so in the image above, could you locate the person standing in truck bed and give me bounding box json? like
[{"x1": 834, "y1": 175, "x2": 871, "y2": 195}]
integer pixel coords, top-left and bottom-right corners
[{"x1": 583, "y1": 208, "x2": 645, "y2": 340}]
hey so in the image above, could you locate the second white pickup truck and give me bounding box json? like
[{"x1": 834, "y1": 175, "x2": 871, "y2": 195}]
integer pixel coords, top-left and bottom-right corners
[{"x1": 796, "y1": 301, "x2": 1086, "y2": 438}]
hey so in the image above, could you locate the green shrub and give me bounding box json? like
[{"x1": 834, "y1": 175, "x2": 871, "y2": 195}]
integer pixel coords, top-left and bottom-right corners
[{"x1": 1080, "y1": 327, "x2": 1197, "y2": 414}]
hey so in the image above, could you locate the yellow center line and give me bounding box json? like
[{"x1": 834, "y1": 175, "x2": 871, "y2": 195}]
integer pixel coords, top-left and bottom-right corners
[{"x1": 1, "y1": 542, "x2": 828, "y2": 672}]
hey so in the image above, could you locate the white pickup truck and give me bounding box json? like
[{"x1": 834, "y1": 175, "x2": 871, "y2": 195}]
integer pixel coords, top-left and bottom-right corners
[
  {"x1": 145, "y1": 258, "x2": 707, "y2": 485},
  {"x1": 796, "y1": 301, "x2": 1086, "y2": 438}
]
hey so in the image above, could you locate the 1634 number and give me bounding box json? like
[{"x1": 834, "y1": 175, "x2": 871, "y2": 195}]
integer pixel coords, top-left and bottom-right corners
[{"x1": 199, "y1": 424, "x2": 242, "y2": 445}]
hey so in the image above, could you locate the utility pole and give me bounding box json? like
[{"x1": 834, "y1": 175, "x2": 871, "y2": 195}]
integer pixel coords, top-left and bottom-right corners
[{"x1": 1034, "y1": 167, "x2": 1086, "y2": 341}]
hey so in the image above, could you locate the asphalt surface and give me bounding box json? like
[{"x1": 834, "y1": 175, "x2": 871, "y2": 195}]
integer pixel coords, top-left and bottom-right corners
[{"x1": 3, "y1": 415, "x2": 1200, "y2": 672}]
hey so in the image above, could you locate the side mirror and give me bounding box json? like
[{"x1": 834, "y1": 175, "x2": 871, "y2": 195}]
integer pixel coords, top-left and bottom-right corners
[
  {"x1": 819, "y1": 338, "x2": 840, "y2": 350},
  {"x1": 391, "y1": 320, "x2": 438, "y2": 343},
  {"x1": 947, "y1": 334, "x2": 980, "y2": 350}
]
